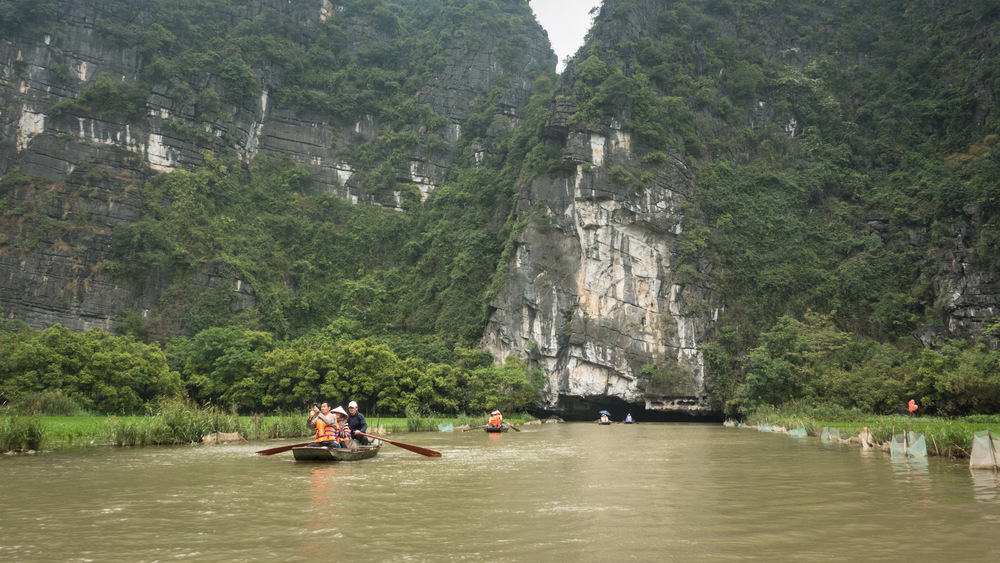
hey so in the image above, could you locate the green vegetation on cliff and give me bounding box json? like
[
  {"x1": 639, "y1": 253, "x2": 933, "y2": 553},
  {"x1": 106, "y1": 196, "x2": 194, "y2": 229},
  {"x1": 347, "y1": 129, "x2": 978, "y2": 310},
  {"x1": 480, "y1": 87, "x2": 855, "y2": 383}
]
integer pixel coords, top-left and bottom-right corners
[
  {"x1": 557, "y1": 0, "x2": 1000, "y2": 416},
  {"x1": 3, "y1": 0, "x2": 558, "y2": 417},
  {"x1": 5, "y1": 0, "x2": 1000, "y2": 421}
]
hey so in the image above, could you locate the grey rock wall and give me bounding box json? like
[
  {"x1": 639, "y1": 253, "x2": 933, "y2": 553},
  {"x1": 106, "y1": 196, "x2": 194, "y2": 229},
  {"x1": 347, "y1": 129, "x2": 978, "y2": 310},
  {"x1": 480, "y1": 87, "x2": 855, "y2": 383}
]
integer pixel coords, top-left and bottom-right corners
[
  {"x1": 482, "y1": 0, "x2": 1000, "y2": 417},
  {"x1": 482, "y1": 115, "x2": 722, "y2": 417},
  {"x1": 0, "y1": 0, "x2": 553, "y2": 333}
]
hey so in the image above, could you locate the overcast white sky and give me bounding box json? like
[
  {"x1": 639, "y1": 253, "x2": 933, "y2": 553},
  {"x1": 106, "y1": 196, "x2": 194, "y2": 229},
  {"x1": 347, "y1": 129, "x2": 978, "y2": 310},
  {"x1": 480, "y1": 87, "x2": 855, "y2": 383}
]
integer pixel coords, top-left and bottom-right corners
[{"x1": 529, "y1": 0, "x2": 602, "y2": 72}]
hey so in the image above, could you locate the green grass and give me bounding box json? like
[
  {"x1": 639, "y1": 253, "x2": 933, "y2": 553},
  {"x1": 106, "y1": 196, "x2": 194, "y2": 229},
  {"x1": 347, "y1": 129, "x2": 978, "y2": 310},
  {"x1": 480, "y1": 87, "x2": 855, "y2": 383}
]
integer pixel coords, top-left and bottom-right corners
[
  {"x1": 40, "y1": 416, "x2": 107, "y2": 447},
  {"x1": 0, "y1": 414, "x2": 45, "y2": 451},
  {"x1": 26, "y1": 409, "x2": 312, "y2": 449},
  {"x1": 6, "y1": 410, "x2": 535, "y2": 451},
  {"x1": 744, "y1": 405, "x2": 1000, "y2": 458}
]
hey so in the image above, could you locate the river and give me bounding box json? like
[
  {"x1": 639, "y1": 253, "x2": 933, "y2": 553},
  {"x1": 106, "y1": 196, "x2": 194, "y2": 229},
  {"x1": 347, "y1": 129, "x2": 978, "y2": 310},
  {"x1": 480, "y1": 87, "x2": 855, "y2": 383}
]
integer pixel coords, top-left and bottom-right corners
[{"x1": 2, "y1": 423, "x2": 999, "y2": 561}]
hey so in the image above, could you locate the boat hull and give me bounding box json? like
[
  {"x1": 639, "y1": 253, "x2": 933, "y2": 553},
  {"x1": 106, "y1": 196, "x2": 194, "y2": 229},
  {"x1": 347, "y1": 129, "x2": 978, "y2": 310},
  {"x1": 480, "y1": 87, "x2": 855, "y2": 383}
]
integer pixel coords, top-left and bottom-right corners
[
  {"x1": 291, "y1": 442, "x2": 382, "y2": 461},
  {"x1": 485, "y1": 426, "x2": 508, "y2": 433}
]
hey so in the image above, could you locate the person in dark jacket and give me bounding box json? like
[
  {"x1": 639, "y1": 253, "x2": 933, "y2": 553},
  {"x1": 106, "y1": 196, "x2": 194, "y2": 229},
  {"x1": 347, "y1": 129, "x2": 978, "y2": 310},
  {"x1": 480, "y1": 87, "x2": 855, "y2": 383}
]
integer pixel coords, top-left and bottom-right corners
[{"x1": 347, "y1": 401, "x2": 370, "y2": 445}]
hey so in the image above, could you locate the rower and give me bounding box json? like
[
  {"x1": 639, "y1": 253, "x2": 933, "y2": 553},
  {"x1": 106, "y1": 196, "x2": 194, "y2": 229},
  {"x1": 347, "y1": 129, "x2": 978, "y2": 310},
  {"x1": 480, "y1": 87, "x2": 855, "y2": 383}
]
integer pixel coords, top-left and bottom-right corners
[{"x1": 347, "y1": 401, "x2": 370, "y2": 445}]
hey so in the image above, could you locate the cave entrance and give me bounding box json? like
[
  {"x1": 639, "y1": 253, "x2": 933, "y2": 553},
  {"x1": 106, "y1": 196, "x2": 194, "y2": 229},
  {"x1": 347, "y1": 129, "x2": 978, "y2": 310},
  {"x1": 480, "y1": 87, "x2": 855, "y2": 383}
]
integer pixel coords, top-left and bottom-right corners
[{"x1": 533, "y1": 394, "x2": 724, "y2": 423}]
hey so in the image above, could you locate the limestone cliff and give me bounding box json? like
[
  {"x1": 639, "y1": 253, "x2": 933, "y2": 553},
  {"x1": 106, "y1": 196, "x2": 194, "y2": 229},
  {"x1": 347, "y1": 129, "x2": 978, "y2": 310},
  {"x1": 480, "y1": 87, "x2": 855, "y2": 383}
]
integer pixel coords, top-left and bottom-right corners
[
  {"x1": 481, "y1": 0, "x2": 1000, "y2": 417},
  {"x1": 482, "y1": 134, "x2": 719, "y2": 417},
  {"x1": 0, "y1": 0, "x2": 553, "y2": 332},
  {"x1": 3, "y1": 0, "x2": 1000, "y2": 421}
]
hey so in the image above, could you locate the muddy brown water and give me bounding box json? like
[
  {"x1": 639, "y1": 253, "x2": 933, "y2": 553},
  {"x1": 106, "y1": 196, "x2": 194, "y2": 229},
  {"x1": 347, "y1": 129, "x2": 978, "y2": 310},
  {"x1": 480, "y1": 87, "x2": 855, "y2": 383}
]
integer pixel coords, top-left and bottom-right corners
[{"x1": 2, "y1": 423, "x2": 999, "y2": 561}]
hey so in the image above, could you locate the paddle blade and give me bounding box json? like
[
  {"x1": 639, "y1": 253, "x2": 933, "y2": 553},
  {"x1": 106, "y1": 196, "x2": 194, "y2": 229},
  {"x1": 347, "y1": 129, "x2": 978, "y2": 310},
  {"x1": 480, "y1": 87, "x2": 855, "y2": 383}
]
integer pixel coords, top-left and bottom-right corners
[
  {"x1": 254, "y1": 441, "x2": 316, "y2": 456},
  {"x1": 359, "y1": 432, "x2": 441, "y2": 457}
]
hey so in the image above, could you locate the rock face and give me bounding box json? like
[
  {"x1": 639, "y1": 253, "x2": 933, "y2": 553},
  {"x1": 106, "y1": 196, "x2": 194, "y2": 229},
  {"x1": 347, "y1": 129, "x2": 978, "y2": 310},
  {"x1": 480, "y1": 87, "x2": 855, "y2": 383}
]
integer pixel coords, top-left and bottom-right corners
[
  {"x1": 201, "y1": 432, "x2": 245, "y2": 445},
  {"x1": 922, "y1": 223, "x2": 1000, "y2": 347},
  {"x1": 481, "y1": 0, "x2": 1000, "y2": 417},
  {"x1": 3, "y1": 0, "x2": 999, "y2": 421},
  {"x1": 482, "y1": 114, "x2": 721, "y2": 417},
  {"x1": 0, "y1": 0, "x2": 552, "y2": 332},
  {"x1": 482, "y1": 1, "x2": 725, "y2": 418}
]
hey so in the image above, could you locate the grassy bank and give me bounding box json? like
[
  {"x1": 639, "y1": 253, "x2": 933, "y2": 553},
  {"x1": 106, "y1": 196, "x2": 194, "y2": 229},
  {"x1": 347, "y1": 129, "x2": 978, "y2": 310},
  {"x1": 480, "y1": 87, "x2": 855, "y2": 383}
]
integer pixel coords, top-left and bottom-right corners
[
  {"x1": 0, "y1": 414, "x2": 45, "y2": 452},
  {"x1": 743, "y1": 405, "x2": 1000, "y2": 458},
  {"x1": 1, "y1": 408, "x2": 533, "y2": 451}
]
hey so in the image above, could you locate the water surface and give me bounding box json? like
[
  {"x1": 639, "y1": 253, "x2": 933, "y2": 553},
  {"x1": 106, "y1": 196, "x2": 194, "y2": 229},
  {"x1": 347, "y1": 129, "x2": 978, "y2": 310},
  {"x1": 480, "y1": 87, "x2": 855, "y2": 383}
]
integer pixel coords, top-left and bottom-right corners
[{"x1": 2, "y1": 423, "x2": 998, "y2": 561}]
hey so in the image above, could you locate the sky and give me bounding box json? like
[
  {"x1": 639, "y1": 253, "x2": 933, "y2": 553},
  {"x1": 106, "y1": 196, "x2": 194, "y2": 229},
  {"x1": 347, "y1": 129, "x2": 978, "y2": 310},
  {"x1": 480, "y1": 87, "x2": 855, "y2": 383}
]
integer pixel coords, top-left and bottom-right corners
[{"x1": 529, "y1": 0, "x2": 602, "y2": 72}]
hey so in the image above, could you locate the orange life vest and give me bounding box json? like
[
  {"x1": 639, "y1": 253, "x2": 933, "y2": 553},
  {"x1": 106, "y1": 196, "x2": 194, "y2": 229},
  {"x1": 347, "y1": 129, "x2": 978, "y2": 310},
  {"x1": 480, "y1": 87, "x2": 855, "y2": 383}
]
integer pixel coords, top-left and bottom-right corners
[
  {"x1": 488, "y1": 415, "x2": 502, "y2": 427},
  {"x1": 315, "y1": 418, "x2": 338, "y2": 442}
]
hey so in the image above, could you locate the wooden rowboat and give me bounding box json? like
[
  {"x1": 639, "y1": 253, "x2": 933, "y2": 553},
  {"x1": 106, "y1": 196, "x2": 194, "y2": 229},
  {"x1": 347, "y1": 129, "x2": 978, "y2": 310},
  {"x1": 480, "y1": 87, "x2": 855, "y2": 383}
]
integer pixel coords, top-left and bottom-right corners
[
  {"x1": 485, "y1": 426, "x2": 508, "y2": 433},
  {"x1": 291, "y1": 442, "x2": 382, "y2": 461},
  {"x1": 598, "y1": 421, "x2": 612, "y2": 425}
]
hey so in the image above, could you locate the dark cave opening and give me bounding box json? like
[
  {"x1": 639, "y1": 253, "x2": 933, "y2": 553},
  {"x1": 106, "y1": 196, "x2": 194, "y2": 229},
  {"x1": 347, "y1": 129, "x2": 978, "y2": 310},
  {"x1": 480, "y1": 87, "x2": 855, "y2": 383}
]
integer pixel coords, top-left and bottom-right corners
[{"x1": 532, "y1": 395, "x2": 724, "y2": 423}]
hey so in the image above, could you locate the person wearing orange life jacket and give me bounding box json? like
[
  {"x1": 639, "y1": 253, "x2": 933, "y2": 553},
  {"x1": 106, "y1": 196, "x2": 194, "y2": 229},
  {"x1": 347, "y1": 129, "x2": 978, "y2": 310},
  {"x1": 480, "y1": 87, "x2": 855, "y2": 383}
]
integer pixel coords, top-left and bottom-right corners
[
  {"x1": 306, "y1": 402, "x2": 338, "y2": 447},
  {"x1": 306, "y1": 403, "x2": 354, "y2": 448},
  {"x1": 488, "y1": 410, "x2": 503, "y2": 428}
]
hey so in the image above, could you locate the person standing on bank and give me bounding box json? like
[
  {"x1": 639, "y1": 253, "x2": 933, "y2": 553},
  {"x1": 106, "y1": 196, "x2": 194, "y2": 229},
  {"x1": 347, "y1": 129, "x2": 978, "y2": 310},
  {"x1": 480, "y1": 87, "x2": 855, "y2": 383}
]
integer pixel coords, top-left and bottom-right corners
[
  {"x1": 347, "y1": 401, "x2": 370, "y2": 445},
  {"x1": 307, "y1": 402, "x2": 340, "y2": 448}
]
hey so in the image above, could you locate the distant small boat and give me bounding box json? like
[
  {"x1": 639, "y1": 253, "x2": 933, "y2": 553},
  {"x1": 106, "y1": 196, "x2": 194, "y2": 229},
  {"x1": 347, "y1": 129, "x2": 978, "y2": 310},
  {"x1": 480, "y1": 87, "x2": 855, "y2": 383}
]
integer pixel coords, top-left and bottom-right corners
[
  {"x1": 291, "y1": 442, "x2": 382, "y2": 461},
  {"x1": 598, "y1": 421, "x2": 611, "y2": 425},
  {"x1": 624, "y1": 421, "x2": 634, "y2": 424},
  {"x1": 485, "y1": 426, "x2": 508, "y2": 433}
]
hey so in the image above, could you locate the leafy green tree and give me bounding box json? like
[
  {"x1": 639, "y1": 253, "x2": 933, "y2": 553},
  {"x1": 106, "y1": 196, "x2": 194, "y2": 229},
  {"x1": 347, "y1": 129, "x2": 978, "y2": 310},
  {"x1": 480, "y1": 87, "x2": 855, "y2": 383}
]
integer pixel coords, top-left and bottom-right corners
[
  {"x1": 914, "y1": 341, "x2": 1000, "y2": 416},
  {"x1": 177, "y1": 326, "x2": 273, "y2": 405},
  {"x1": 0, "y1": 324, "x2": 181, "y2": 414},
  {"x1": 818, "y1": 341, "x2": 911, "y2": 414},
  {"x1": 736, "y1": 312, "x2": 850, "y2": 412},
  {"x1": 253, "y1": 343, "x2": 321, "y2": 411}
]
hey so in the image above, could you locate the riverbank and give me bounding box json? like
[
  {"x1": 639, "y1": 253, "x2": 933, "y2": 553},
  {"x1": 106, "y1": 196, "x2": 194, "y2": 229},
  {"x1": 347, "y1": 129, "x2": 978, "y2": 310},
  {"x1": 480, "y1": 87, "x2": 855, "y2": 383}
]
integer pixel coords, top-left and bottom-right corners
[
  {"x1": 742, "y1": 406, "x2": 1000, "y2": 458},
  {"x1": 1, "y1": 408, "x2": 534, "y2": 452}
]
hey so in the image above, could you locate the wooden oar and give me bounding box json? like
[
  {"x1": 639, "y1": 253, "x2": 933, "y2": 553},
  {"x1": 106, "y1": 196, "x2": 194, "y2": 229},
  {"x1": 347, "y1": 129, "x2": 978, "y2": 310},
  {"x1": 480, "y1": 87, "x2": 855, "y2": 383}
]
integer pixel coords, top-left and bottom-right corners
[
  {"x1": 255, "y1": 440, "x2": 317, "y2": 456},
  {"x1": 358, "y1": 432, "x2": 441, "y2": 457},
  {"x1": 502, "y1": 423, "x2": 521, "y2": 432},
  {"x1": 462, "y1": 424, "x2": 488, "y2": 432}
]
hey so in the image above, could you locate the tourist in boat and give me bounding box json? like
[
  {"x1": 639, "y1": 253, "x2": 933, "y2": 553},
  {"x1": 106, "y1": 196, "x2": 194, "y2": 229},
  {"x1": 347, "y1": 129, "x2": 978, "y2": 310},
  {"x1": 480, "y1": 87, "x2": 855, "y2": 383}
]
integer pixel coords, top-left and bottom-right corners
[
  {"x1": 307, "y1": 404, "x2": 354, "y2": 448},
  {"x1": 347, "y1": 400, "x2": 370, "y2": 445},
  {"x1": 625, "y1": 413, "x2": 633, "y2": 423},
  {"x1": 329, "y1": 406, "x2": 355, "y2": 448},
  {"x1": 488, "y1": 410, "x2": 503, "y2": 428},
  {"x1": 306, "y1": 402, "x2": 340, "y2": 448},
  {"x1": 599, "y1": 412, "x2": 610, "y2": 423}
]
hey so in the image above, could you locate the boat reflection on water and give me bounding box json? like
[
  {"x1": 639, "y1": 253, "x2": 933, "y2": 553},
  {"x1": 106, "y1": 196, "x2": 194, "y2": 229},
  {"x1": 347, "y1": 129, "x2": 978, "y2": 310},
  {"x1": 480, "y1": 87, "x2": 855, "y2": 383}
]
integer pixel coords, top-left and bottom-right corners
[
  {"x1": 309, "y1": 465, "x2": 345, "y2": 495},
  {"x1": 300, "y1": 464, "x2": 351, "y2": 559}
]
